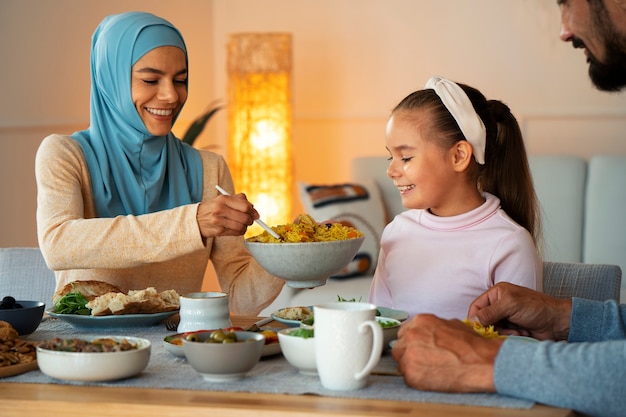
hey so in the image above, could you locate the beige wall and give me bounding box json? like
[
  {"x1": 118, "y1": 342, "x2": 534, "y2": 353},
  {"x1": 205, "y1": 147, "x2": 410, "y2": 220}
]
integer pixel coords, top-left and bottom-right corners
[
  {"x1": 2, "y1": 0, "x2": 626, "y2": 251},
  {"x1": 210, "y1": 0, "x2": 626, "y2": 184}
]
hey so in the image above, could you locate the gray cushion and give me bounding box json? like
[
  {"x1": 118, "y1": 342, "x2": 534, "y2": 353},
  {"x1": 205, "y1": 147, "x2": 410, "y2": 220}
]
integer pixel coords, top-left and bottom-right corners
[
  {"x1": 0, "y1": 247, "x2": 55, "y2": 309},
  {"x1": 543, "y1": 261, "x2": 621, "y2": 302}
]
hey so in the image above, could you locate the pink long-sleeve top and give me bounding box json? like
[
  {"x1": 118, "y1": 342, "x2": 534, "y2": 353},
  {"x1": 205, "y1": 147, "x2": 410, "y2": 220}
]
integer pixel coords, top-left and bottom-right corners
[{"x1": 368, "y1": 193, "x2": 542, "y2": 319}]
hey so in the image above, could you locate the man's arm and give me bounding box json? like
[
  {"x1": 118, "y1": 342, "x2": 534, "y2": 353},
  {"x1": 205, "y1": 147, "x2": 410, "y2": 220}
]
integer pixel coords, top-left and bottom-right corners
[{"x1": 494, "y1": 337, "x2": 626, "y2": 417}]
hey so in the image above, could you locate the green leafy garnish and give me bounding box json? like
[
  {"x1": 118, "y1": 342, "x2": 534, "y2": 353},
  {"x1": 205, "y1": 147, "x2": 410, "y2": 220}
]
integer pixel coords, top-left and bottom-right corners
[
  {"x1": 337, "y1": 295, "x2": 381, "y2": 316},
  {"x1": 337, "y1": 295, "x2": 362, "y2": 302},
  {"x1": 53, "y1": 291, "x2": 91, "y2": 315},
  {"x1": 289, "y1": 328, "x2": 314, "y2": 338},
  {"x1": 377, "y1": 319, "x2": 398, "y2": 328}
]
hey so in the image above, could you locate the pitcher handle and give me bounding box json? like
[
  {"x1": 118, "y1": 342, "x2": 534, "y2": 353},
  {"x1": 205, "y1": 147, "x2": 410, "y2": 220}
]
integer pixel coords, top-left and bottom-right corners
[{"x1": 354, "y1": 320, "x2": 383, "y2": 380}]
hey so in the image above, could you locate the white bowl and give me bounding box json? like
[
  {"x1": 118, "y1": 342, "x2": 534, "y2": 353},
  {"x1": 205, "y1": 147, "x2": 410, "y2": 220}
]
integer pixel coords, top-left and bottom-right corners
[
  {"x1": 164, "y1": 329, "x2": 281, "y2": 358},
  {"x1": 245, "y1": 237, "x2": 365, "y2": 288},
  {"x1": 376, "y1": 316, "x2": 401, "y2": 349},
  {"x1": 182, "y1": 330, "x2": 264, "y2": 382},
  {"x1": 37, "y1": 336, "x2": 151, "y2": 381},
  {"x1": 277, "y1": 328, "x2": 316, "y2": 375}
]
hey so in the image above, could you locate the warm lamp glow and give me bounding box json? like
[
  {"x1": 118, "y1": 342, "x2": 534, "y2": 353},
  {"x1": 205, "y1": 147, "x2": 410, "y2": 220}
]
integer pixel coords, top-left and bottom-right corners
[
  {"x1": 227, "y1": 33, "x2": 293, "y2": 237},
  {"x1": 251, "y1": 119, "x2": 282, "y2": 150}
]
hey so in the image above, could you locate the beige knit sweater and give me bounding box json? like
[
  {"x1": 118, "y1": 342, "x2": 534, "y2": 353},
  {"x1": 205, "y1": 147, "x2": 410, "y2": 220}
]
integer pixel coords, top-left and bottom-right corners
[{"x1": 35, "y1": 134, "x2": 284, "y2": 315}]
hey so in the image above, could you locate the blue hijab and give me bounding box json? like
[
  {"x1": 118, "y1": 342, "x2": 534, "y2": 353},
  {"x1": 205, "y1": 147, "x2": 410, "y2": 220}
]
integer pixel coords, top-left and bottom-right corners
[{"x1": 73, "y1": 12, "x2": 203, "y2": 217}]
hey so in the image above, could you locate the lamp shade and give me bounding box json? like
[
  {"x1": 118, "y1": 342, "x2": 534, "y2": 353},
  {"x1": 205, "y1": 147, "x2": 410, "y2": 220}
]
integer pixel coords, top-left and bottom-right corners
[{"x1": 227, "y1": 33, "x2": 293, "y2": 236}]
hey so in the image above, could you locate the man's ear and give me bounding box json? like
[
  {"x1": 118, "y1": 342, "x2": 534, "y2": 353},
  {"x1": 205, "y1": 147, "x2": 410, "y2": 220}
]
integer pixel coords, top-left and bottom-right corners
[{"x1": 451, "y1": 140, "x2": 473, "y2": 172}]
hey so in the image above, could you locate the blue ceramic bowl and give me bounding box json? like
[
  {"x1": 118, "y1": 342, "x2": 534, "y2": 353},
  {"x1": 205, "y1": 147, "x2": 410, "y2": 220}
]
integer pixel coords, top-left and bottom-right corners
[{"x1": 0, "y1": 300, "x2": 45, "y2": 335}]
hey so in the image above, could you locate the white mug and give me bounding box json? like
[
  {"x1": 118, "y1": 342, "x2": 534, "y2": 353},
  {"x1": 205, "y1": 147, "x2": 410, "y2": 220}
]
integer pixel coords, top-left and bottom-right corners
[
  {"x1": 177, "y1": 291, "x2": 232, "y2": 332},
  {"x1": 314, "y1": 302, "x2": 383, "y2": 390}
]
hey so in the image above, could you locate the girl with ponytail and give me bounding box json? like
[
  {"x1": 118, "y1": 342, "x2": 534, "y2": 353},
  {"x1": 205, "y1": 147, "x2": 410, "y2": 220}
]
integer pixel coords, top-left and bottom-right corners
[{"x1": 368, "y1": 76, "x2": 542, "y2": 319}]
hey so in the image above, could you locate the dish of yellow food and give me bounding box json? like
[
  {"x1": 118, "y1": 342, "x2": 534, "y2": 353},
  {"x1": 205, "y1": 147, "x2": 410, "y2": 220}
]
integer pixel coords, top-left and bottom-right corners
[
  {"x1": 246, "y1": 214, "x2": 363, "y2": 243},
  {"x1": 462, "y1": 319, "x2": 501, "y2": 339}
]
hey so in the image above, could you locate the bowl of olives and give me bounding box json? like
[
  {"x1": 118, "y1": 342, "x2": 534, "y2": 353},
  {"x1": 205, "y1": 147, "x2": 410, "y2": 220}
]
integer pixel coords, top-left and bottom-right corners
[
  {"x1": 0, "y1": 296, "x2": 45, "y2": 335},
  {"x1": 182, "y1": 329, "x2": 265, "y2": 382}
]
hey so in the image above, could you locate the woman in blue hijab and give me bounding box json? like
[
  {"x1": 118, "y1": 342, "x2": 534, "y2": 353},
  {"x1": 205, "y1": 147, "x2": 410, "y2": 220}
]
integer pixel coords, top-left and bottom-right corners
[{"x1": 35, "y1": 12, "x2": 284, "y2": 315}]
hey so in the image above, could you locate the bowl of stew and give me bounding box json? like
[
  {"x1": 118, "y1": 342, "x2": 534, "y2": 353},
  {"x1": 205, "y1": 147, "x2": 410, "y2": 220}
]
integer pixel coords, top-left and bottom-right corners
[{"x1": 36, "y1": 336, "x2": 151, "y2": 381}]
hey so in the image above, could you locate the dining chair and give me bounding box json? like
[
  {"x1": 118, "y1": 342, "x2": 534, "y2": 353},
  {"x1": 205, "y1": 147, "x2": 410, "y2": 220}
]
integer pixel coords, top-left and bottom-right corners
[
  {"x1": 543, "y1": 261, "x2": 622, "y2": 302},
  {"x1": 0, "y1": 247, "x2": 56, "y2": 309}
]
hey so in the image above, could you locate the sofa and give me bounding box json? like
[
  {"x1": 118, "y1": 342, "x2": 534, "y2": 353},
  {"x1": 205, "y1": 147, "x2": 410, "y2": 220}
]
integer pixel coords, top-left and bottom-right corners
[{"x1": 260, "y1": 154, "x2": 626, "y2": 315}]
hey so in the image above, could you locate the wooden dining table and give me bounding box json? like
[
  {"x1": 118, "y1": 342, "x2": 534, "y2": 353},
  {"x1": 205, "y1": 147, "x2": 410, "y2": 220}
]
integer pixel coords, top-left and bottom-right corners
[{"x1": 0, "y1": 316, "x2": 575, "y2": 417}]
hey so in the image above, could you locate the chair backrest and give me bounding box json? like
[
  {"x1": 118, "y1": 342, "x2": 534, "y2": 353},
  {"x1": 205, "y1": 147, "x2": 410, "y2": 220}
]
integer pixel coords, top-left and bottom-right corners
[
  {"x1": 528, "y1": 155, "x2": 587, "y2": 263},
  {"x1": 0, "y1": 247, "x2": 56, "y2": 309},
  {"x1": 543, "y1": 261, "x2": 621, "y2": 303},
  {"x1": 583, "y1": 155, "x2": 626, "y2": 304}
]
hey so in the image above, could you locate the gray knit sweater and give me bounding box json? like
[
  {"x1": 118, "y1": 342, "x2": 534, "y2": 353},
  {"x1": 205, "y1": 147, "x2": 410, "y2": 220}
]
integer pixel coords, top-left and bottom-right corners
[{"x1": 494, "y1": 298, "x2": 626, "y2": 417}]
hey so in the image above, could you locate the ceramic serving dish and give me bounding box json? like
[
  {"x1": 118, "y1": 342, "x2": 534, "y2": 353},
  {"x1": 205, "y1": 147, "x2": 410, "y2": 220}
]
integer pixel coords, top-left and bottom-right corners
[
  {"x1": 277, "y1": 327, "x2": 316, "y2": 375},
  {"x1": 182, "y1": 330, "x2": 264, "y2": 382},
  {"x1": 164, "y1": 328, "x2": 280, "y2": 358},
  {"x1": 245, "y1": 237, "x2": 365, "y2": 288},
  {"x1": 37, "y1": 336, "x2": 151, "y2": 381},
  {"x1": 0, "y1": 300, "x2": 45, "y2": 335}
]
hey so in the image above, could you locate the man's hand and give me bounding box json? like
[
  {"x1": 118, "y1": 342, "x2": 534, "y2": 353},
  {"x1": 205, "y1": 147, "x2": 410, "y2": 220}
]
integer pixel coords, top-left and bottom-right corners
[
  {"x1": 468, "y1": 283, "x2": 572, "y2": 341},
  {"x1": 196, "y1": 193, "x2": 259, "y2": 238},
  {"x1": 391, "y1": 314, "x2": 502, "y2": 393}
]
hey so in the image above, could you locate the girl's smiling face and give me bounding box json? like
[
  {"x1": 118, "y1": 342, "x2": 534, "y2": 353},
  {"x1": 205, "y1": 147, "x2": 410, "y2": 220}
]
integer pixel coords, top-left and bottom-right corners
[
  {"x1": 131, "y1": 46, "x2": 188, "y2": 136},
  {"x1": 385, "y1": 111, "x2": 461, "y2": 216}
]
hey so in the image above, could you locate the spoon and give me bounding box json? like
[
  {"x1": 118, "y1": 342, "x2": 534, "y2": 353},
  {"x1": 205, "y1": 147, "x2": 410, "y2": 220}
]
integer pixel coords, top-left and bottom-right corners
[{"x1": 215, "y1": 185, "x2": 281, "y2": 240}]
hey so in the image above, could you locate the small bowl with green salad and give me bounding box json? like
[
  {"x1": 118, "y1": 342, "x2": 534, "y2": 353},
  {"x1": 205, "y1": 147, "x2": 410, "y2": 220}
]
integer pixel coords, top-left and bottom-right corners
[
  {"x1": 376, "y1": 316, "x2": 401, "y2": 349},
  {"x1": 277, "y1": 327, "x2": 316, "y2": 376}
]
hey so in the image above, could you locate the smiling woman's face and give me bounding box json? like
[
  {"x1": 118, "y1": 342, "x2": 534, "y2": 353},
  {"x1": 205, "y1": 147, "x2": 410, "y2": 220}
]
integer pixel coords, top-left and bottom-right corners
[{"x1": 131, "y1": 46, "x2": 188, "y2": 136}]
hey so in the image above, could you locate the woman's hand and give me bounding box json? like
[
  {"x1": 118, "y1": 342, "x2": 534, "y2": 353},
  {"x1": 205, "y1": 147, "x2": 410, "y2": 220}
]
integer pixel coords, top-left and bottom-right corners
[
  {"x1": 468, "y1": 282, "x2": 572, "y2": 341},
  {"x1": 196, "y1": 193, "x2": 259, "y2": 238},
  {"x1": 391, "y1": 314, "x2": 502, "y2": 393}
]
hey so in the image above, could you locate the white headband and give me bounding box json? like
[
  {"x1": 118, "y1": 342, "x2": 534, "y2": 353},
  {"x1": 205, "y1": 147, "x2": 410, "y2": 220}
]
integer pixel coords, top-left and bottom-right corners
[{"x1": 424, "y1": 76, "x2": 486, "y2": 165}]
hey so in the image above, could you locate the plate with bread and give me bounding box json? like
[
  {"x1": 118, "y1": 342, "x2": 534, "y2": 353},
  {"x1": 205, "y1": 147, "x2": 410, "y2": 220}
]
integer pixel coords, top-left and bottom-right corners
[
  {"x1": 48, "y1": 280, "x2": 180, "y2": 328},
  {"x1": 48, "y1": 310, "x2": 178, "y2": 328}
]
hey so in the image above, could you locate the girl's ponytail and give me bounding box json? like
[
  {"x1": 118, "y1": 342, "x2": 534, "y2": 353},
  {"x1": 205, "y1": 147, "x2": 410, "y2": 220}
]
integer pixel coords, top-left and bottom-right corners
[{"x1": 480, "y1": 100, "x2": 542, "y2": 248}]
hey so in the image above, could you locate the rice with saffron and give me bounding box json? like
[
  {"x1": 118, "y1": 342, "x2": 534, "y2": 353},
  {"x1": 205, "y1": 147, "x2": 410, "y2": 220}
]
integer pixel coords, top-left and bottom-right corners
[
  {"x1": 247, "y1": 214, "x2": 363, "y2": 243},
  {"x1": 462, "y1": 319, "x2": 501, "y2": 339}
]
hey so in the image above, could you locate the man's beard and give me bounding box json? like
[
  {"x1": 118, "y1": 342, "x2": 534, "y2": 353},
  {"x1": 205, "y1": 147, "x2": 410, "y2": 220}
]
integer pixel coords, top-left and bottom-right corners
[{"x1": 585, "y1": 1, "x2": 626, "y2": 91}]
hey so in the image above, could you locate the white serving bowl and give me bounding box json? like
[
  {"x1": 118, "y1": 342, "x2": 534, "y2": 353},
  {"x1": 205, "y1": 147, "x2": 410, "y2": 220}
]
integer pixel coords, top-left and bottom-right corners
[
  {"x1": 182, "y1": 330, "x2": 264, "y2": 382},
  {"x1": 245, "y1": 236, "x2": 365, "y2": 288},
  {"x1": 37, "y1": 336, "x2": 151, "y2": 381},
  {"x1": 376, "y1": 316, "x2": 401, "y2": 349},
  {"x1": 277, "y1": 328, "x2": 316, "y2": 375}
]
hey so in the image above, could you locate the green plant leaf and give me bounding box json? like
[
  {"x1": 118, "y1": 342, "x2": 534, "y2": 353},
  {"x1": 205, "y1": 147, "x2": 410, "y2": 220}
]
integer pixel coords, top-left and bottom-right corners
[{"x1": 181, "y1": 104, "x2": 223, "y2": 145}]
